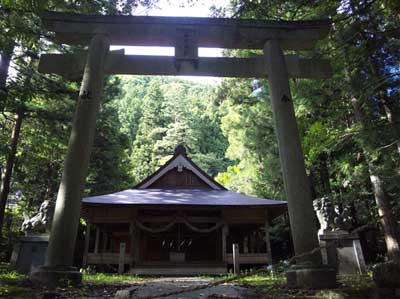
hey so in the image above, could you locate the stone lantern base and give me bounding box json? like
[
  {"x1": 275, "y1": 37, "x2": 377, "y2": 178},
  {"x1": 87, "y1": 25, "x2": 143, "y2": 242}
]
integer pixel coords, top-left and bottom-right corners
[
  {"x1": 30, "y1": 266, "x2": 82, "y2": 288},
  {"x1": 372, "y1": 261, "x2": 400, "y2": 288},
  {"x1": 286, "y1": 265, "x2": 337, "y2": 289}
]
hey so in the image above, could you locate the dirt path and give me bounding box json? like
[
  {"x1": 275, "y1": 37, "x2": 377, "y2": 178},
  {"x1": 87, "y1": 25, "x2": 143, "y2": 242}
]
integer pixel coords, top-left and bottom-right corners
[{"x1": 114, "y1": 277, "x2": 258, "y2": 299}]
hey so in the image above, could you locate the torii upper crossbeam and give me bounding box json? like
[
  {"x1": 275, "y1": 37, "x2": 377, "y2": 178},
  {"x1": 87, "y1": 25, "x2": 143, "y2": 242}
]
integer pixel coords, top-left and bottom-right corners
[{"x1": 41, "y1": 11, "x2": 330, "y2": 50}]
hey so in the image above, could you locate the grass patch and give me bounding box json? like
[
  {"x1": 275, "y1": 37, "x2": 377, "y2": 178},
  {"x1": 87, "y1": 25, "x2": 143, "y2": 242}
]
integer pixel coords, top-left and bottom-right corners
[
  {"x1": 337, "y1": 274, "x2": 374, "y2": 287},
  {"x1": 0, "y1": 271, "x2": 32, "y2": 299},
  {"x1": 0, "y1": 285, "x2": 32, "y2": 299},
  {"x1": 0, "y1": 271, "x2": 27, "y2": 285},
  {"x1": 238, "y1": 273, "x2": 285, "y2": 285},
  {"x1": 237, "y1": 274, "x2": 378, "y2": 299},
  {"x1": 332, "y1": 274, "x2": 376, "y2": 298},
  {"x1": 83, "y1": 273, "x2": 145, "y2": 285}
]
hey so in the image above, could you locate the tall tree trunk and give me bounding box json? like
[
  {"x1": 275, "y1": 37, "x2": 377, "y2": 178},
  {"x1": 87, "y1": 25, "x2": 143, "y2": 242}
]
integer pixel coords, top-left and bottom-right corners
[
  {"x1": 319, "y1": 153, "x2": 332, "y2": 194},
  {"x1": 352, "y1": 97, "x2": 400, "y2": 262},
  {"x1": 0, "y1": 109, "x2": 23, "y2": 237},
  {"x1": 367, "y1": 52, "x2": 400, "y2": 156},
  {"x1": 308, "y1": 168, "x2": 318, "y2": 200},
  {"x1": 0, "y1": 43, "x2": 17, "y2": 238},
  {"x1": 0, "y1": 46, "x2": 13, "y2": 93},
  {"x1": 347, "y1": 0, "x2": 400, "y2": 155},
  {"x1": 357, "y1": 17, "x2": 400, "y2": 156}
]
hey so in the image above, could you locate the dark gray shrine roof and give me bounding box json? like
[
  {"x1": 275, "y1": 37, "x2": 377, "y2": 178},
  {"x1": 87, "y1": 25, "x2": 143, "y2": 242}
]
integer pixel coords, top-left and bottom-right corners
[
  {"x1": 82, "y1": 189, "x2": 286, "y2": 208},
  {"x1": 82, "y1": 146, "x2": 287, "y2": 220}
]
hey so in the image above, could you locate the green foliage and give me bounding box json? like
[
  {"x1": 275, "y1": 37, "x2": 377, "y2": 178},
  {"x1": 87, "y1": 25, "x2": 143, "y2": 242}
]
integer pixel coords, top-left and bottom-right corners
[
  {"x1": 117, "y1": 76, "x2": 230, "y2": 185},
  {"x1": 0, "y1": 285, "x2": 32, "y2": 299},
  {"x1": 0, "y1": 271, "x2": 27, "y2": 284},
  {"x1": 86, "y1": 76, "x2": 132, "y2": 195},
  {"x1": 215, "y1": 78, "x2": 283, "y2": 198},
  {"x1": 0, "y1": 271, "x2": 30, "y2": 299}
]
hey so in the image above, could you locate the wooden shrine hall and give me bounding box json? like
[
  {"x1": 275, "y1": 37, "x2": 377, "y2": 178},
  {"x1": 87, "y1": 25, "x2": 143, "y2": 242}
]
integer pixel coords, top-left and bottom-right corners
[{"x1": 81, "y1": 146, "x2": 287, "y2": 275}]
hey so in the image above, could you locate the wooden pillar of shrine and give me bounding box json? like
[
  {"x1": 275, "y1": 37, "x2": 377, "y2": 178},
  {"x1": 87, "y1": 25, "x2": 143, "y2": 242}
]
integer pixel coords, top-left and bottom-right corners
[
  {"x1": 129, "y1": 221, "x2": 136, "y2": 267},
  {"x1": 222, "y1": 224, "x2": 228, "y2": 266},
  {"x1": 82, "y1": 222, "x2": 91, "y2": 267},
  {"x1": 264, "y1": 210, "x2": 272, "y2": 264}
]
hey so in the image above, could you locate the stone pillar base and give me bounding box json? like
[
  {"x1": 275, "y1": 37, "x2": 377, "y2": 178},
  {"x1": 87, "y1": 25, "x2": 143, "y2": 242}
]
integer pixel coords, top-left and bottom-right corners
[
  {"x1": 30, "y1": 266, "x2": 82, "y2": 288},
  {"x1": 373, "y1": 261, "x2": 400, "y2": 288},
  {"x1": 286, "y1": 265, "x2": 337, "y2": 289}
]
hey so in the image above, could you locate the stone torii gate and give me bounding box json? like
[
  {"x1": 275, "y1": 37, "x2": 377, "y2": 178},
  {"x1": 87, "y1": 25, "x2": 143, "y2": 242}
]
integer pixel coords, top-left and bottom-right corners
[{"x1": 33, "y1": 12, "x2": 336, "y2": 288}]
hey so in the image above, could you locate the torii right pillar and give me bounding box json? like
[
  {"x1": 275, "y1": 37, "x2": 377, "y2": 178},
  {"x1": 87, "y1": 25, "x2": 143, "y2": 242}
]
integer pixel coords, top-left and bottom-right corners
[{"x1": 264, "y1": 40, "x2": 336, "y2": 289}]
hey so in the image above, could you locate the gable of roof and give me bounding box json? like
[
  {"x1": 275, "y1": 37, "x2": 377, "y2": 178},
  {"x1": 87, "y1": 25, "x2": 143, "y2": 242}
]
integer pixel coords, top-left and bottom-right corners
[{"x1": 134, "y1": 145, "x2": 226, "y2": 190}]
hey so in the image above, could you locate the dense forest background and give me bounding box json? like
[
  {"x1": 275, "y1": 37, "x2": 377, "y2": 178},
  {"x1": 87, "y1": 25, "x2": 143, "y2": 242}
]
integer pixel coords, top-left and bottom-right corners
[{"x1": 0, "y1": 0, "x2": 399, "y2": 263}]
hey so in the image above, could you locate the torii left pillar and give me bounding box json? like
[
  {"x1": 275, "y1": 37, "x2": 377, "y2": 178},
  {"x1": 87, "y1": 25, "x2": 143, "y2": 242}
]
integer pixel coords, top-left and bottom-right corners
[{"x1": 31, "y1": 34, "x2": 110, "y2": 287}]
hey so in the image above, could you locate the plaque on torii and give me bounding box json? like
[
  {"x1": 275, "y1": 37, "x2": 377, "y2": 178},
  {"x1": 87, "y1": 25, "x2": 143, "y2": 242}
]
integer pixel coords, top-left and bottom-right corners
[{"x1": 34, "y1": 11, "x2": 336, "y2": 289}]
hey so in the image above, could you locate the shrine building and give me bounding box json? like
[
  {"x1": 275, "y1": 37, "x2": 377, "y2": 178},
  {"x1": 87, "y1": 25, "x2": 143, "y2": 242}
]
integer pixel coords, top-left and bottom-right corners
[{"x1": 81, "y1": 145, "x2": 287, "y2": 275}]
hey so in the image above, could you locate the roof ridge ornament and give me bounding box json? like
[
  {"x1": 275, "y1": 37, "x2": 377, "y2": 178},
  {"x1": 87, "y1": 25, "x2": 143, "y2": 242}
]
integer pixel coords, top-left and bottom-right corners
[{"x1": 174, "y1": 144, "x2": 187, "y2": 156}]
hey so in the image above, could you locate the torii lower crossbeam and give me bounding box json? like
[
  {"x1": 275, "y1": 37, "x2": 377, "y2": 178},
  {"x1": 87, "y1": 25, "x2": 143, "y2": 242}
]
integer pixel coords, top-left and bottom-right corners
[{"x1": 39, "y1": 53, "x2": 331, "y2": 79}]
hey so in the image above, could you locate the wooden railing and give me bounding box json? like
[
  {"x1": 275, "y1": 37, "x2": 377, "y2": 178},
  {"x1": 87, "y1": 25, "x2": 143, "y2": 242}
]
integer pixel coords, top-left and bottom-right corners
[
  {"x1": 87, "y1": 252, "x2": 269, "y2": 265},
  {"x1": 87, "y1": 252, "x2": 132, "y2": 265},
  {"x1": 226, "y1": 253, "x2": 270, "y2": 264}
]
